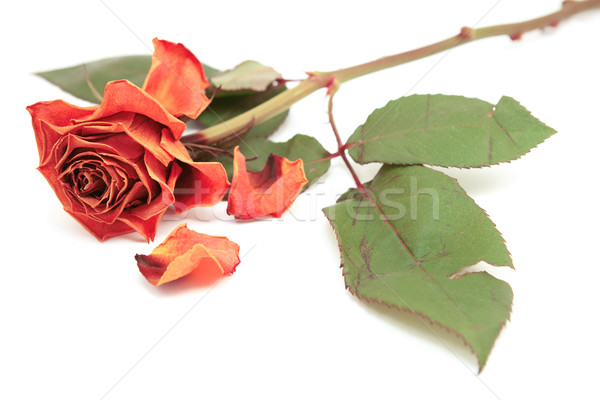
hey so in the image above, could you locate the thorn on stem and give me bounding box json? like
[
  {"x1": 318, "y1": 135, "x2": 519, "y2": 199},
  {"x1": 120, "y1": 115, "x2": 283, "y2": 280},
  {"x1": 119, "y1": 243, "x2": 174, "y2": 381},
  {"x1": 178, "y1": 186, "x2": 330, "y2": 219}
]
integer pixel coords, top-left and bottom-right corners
[
  {"x1": 509, "y1": 31, "x2": 524, "y2": 41},
  {"x1": 325, "y1": 76, "x2": 338, "y2": 96},
  {"x1": 458, "y1": 26, "x2": 474, "y2": 40}
]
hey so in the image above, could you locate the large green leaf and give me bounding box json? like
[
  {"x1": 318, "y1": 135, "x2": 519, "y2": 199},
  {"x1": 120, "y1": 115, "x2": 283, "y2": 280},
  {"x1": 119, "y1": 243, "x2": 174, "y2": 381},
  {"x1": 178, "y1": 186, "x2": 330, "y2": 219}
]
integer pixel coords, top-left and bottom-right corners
[
  {"x1": 37, "y1": 56, "x2": 287, "y2": 140},
  {"x1": 211, "y1": 134, "x2": 331, "y2": 188},
  {"x1": 323, "y1": 165, "x2": 513, "y2": 371},
  {"x1": 36, "y1": 55, "x2": 221, "y2": 104},
  {"x1": 36, "y1": 56, "x2": 152, "y2": 103},
  {"x1": 347, "y1": 94, "x2": 556, "y2": 167}
]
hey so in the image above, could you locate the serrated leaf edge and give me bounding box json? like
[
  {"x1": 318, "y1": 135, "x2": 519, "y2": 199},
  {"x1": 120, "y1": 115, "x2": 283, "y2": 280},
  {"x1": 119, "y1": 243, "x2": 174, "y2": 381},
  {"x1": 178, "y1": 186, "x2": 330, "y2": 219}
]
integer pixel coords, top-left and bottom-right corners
[
  {"x1": 323, "y1": 208, "x2": 512, "y2": 372},
  {"x1": 347, "y1": 94, "x2": 557, "y2": 169},
  {"x1": 322, "y1": 166, "x2": 515, "y2": 372}
]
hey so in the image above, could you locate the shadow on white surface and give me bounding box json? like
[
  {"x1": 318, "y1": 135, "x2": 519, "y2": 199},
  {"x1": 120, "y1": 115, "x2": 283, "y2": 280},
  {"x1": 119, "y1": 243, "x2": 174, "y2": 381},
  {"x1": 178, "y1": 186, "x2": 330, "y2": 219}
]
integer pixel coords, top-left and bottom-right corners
[{"x1": 348, "y1": 292, "x2": 482, "y2": 373}]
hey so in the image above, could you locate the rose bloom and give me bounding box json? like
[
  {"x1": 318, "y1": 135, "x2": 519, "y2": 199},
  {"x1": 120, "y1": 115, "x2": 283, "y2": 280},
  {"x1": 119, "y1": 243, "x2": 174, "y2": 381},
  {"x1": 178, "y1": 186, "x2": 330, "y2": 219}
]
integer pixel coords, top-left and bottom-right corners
[{"x1": 27, "y1": 39, "x2": 229, "y2": 241}]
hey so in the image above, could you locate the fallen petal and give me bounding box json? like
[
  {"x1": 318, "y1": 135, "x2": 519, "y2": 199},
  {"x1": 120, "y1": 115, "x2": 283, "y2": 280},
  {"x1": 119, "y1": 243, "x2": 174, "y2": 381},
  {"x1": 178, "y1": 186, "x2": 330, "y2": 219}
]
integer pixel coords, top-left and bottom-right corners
[
  {"x1": 136, "y1": 224, "x2": 240, "y2": 286},
  {"x1": 227, "y1": 146, "x2": 308, "y2": 220}
]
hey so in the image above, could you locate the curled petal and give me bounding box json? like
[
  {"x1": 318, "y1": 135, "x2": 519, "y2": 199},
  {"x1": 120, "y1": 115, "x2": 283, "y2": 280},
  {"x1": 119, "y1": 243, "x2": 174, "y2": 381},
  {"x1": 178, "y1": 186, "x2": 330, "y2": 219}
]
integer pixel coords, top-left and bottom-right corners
[
  {"x1": 142, "y1": 38, "x2": 211, "y2": 119},
  {"x1": 227, "y1": 146, "x2": 308, "y2": 220},
  {"x1": 74, "y1": 80, "x2": 187, "y2": 140},
  {"x1": 116, "y1": 156, "x2": 182, "y2": 242},
  {"x1": 172, "y1": 162, "x2": 230, "y2": 211},
  {"x1": 68, "y1": 212, "x2": 135, "y2": 242},
  {"x1": 135, "y1": 224, "x2": 241, "y2": 286},
  {"x1": 161, "y1": 140, "x2": 230, "y2": 210},
  {"x1": 26, "y1": 100, "x2": 96, "y2": 165}
]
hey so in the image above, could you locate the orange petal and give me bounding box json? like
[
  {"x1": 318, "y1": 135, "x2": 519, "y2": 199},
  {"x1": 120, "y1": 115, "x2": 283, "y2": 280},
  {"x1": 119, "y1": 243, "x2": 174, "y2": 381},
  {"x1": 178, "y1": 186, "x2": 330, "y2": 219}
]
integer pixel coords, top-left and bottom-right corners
[
  {"x1": 173, "y1": 161, "x2": 231, "y2": 211},
  {"x1": 135, "y1": 224, "x2": 240, "y2": 286},
  {"x1": 160, "y1": 140, "x2": 230, "y2": 210},
  {"x1": 227, "y1": 146, "x2": 308, "y2": 220},
  {"x1": 142, "y1": 38, "x2": 211, "y2": 119},
  {"x1": 74, "y1": 80, "x2": 187, "y2": 140},
  {"x1": 26, "y1": 100, "x2": 96, "y2": 165}
]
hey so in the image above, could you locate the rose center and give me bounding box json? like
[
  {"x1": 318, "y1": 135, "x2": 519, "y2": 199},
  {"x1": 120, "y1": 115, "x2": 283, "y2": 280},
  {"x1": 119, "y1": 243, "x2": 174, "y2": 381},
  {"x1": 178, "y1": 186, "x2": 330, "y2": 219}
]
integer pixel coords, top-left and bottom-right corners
[{"x1": 73, "y1": 168, "x2": 107, "y2": 198}]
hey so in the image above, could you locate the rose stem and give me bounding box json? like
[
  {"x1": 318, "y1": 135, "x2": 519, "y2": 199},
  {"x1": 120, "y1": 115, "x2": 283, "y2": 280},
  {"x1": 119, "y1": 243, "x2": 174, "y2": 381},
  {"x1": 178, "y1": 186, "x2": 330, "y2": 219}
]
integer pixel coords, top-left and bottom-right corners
[
  {"x1": 182, "y1": 0, "x2": 600, "y2": 145},
  {"x1": 326, "y1": 79, "x2": 364, "y2": 190}
]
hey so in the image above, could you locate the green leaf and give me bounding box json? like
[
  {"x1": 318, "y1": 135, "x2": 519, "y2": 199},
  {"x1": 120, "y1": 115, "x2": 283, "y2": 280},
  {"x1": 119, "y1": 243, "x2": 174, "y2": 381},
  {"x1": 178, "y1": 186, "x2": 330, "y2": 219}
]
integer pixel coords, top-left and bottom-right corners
[
  {"x1": 215, "y1": 134, "x2": 331, "y2": 188},
  {"x1": 197, "y1": 84, "x2": 288, "y2": 141},
  {"x1": 323, "y1": 165, "x2": 513, "y2": 371},
  {"x1": 36, "y1": 56, "x2": 152, "y2": 103},
  {"x1": 347, "y1": 94, "x2": 556, "y2": 167},
  {"x1": 36, "y1": 55, "x2": 221, "y2": 104},
  {"x1": 36, "y1": 55, "x2": 287, "y2": 139},
  {"x1": 210, "y1": 60, "x2": 282, "y2": 92},
  {"x1": 201, "y1": 63, "x2": 221, "y2": 79}
]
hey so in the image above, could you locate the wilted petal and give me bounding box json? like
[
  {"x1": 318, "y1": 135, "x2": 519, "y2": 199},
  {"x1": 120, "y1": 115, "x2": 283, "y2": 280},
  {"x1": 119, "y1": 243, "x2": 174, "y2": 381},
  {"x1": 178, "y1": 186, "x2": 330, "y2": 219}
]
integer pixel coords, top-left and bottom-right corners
[
  {"x1": 161, "y1": 139, "x2": 230, "y2": 211},
  {"x1": 135, "y1": 224, "x2": 241, "y2": 286},
  {"x1": 227, "y1": 147, "x2": 308, "y2": 220},
  {"x1": 118, "y1": 156, "x2": 182, "y2": 242},
  {"x1": 26, "y1": 100, "x2": 95, "y2": 164},
  {"x1": 142, "y1": 38, "x2": 211, "y2": 119},
  {"x1": 74, "y1": 80, "x2": 187, "y2": 140},
  {"x1": 68, "y1": 212, "x2": 135, "y2": 242}
]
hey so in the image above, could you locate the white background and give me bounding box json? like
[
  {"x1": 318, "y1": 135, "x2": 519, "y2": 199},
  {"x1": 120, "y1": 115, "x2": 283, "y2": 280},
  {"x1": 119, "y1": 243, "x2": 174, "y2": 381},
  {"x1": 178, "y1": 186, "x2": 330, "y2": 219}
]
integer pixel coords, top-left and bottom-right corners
[{"x1": 1, "y1": 1, "x2": 599, "y2": 399}]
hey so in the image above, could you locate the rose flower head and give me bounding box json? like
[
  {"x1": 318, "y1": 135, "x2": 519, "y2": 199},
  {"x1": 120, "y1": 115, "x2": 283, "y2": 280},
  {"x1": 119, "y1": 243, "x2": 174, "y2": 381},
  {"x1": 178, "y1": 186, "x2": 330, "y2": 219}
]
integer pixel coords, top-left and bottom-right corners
[{"x1": 27, "y1": 39, "x2": 229, "y2": 242}]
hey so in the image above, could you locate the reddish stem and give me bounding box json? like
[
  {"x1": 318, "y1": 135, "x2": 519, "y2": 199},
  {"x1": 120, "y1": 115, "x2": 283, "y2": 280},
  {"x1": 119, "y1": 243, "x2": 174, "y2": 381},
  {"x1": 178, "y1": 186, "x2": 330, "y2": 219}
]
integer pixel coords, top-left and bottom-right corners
[
  {"x1": 187, "y1": 0, "x2": 600, "y2": 145},
  {"x1": 327, "y1": 89, "x2": 364, "y2": 190}
]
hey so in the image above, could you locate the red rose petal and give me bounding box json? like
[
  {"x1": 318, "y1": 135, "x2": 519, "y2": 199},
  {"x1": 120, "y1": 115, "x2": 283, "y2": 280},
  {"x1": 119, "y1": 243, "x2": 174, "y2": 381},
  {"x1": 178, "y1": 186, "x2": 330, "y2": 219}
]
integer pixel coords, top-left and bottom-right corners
[
  {"x1": 135, "y1": 224, "x2": 241, "y2": 286},
  {"x1": 74, "y1": 80, "x2": 187, "y2": 140},
  {"x1": 142, "y1": 38, "x2": 211, "y2": 120},
  {"x1": 160, "y1": 139, "x2": 230, "y2": 210},
  {"x1": 227, "y1": 146, "x2": 308, "y2": 220},
  {"x1": 26, "y1": 100, "x2": 95, "y2": 164},
  {"x1": 69, "y1": 213, "x2": 135, "y2": 242}
]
